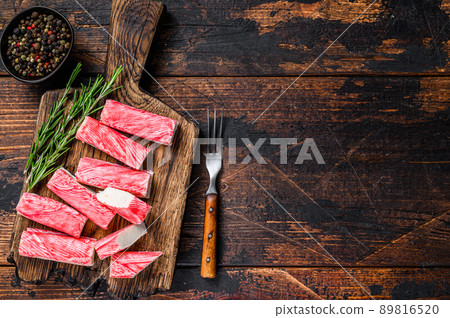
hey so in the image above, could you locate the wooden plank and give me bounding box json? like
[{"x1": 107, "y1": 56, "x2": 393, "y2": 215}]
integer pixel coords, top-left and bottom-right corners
[
  {"x1": 0, "y1": 266, "x2": 112, "y2": 299},
  {"x1": 8, "y1": 0, "x2": 199, "y2": 300},
  {"x1": 0, "y1": 266, "x2": 449, "y2": 299},
  {"x1": 154, "y1": 267, "x2": 450, "y2": 300},
  {"x1": 1, "y1": 76, "x2": 448, "y2": 267},
  {"x1": 1, "y1": 0, "x2": 450, "y2": 76}
]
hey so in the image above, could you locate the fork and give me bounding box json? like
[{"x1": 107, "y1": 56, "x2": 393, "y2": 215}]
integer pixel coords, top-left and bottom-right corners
[{"x1": 201, "y1": 106, "x2": 223, "y2": 278}]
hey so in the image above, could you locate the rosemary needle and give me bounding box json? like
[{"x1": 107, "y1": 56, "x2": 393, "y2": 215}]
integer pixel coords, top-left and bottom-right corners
[{"x1": 26, "y1": 65, "x2": 124, "y2": 191}]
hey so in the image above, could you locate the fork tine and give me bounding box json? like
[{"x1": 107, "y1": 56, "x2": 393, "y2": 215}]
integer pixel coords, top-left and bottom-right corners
[
  {"x1": 213, "y1": 106, "x2": 217, "y2": 140},
  {"x1": 207, "y1": 107, "x2": 210, "y2": 153},
  {"x1": 219, "y1": 106, "x2": 224, "y2": 138},
  {"x1": 213, "y1": 106, "x2": 217, "y2": 152}
]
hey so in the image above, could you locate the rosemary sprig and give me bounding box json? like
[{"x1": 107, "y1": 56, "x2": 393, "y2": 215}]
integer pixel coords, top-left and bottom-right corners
[
  {"x1": 26, "y1": 65, "x2": 124, "y2": 191},
  {"x1": 24, "y1": 62, "x2": 82, "y2": 174}
]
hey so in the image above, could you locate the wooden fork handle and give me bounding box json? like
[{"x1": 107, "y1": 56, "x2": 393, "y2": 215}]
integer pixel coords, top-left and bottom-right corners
[{"x1": 201, "y1": 194, "x2": 218, "y2": 278}]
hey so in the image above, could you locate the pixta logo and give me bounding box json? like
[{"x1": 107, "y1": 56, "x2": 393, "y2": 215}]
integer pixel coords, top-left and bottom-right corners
[
  {"x1": 193, "y1": 137, "x2": 325, "y2": 165},
  {"x1": 130, "y1": 126, "x2": 325, "y2": 168}
]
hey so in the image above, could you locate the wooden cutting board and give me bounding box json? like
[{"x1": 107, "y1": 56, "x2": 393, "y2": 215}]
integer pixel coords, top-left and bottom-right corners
[{"x1": 8, "y1": 0, "x2": 199, "y2": 299}]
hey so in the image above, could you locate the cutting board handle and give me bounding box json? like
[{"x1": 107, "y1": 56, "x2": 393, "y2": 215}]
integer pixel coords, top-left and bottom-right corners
[{"x1": 106, "y1": 0, "x2": 164, "y2": 91}]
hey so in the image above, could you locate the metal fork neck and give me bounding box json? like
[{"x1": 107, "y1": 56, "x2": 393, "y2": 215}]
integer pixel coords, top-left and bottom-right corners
[{"x1": 206, "y1": 176, "x2": 218, "y2": 195}]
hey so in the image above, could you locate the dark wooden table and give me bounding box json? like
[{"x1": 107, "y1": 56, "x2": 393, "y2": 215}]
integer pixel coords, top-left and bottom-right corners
[{"x1": 0, "y1": 0, "x2": 449, "y2": 299}]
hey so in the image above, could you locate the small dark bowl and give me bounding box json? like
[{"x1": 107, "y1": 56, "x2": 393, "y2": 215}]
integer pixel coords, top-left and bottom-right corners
[{"x1": 0, "y1": 6, "x2": 74, "y2": 84}]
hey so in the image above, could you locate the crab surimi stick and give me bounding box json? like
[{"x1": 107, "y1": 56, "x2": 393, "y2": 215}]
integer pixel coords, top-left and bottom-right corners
[
  {"x1": 75, "y1": 157, "x2": 153, "y2": 198},
  {"x1": 16, "y1": 193, "x2": 87, "y2": 238},
  {"x1": 76, "y1": 116, "x2": 151, "y2": 170},
  {"x1": 100, "y1": 100, "x2": 178, "y2": 146},
  {"x1": 19, "y1": 228, "x2": 96, "y2": 266},
  {"x1": 110, "y1": 251, "x2": 163, "y2": 278},
  {"x1": 47, "y1": 168, "x2": 115, "y2": 230},
  {"x1": 95, "y1": 223, "x2": 147, "y2": 260},
  {"x1": 97, "y1": 187, "x2": 151, "y2": 224}
]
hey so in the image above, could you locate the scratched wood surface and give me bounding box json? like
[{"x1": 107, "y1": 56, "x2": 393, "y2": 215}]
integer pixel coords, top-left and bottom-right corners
[
  {"x1": 0, "y1": 0, "x2": 450, "y2": 76},
  {"x1": 0, "y1": 0, "x2": 449, "y2": 299}
]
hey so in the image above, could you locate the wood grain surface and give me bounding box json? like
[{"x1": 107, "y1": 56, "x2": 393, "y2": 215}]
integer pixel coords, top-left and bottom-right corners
[
  {"x1": 1, "y1": 266, "x2": 449, "y2": 300},
  {"x1": 1, "y1": 0, "x2": 450, "y2": 76},
  {"x1": 0, "y1": 0, "x2": 449, "y2": 299}
]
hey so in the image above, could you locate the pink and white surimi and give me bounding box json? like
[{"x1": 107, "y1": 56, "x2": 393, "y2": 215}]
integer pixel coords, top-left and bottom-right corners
[
  {"x1": 76, "y1": 116, "x2": 151, "y2": 170},
  {"x1": 76, "y1": 157, "x2": 153, "y2": 198},
  {"x1": 97, "y1": 187, "x2": 151, "y2": 224},
  {"x1": 19, "y1": 228, "x2": 96, "y2": 266},
  {"x1": 47, "y1": 168, "x2": 116, "y2": 230},
  {"x1": 16, "y1": 193, "x2": 87, "y2": 238},
  {"x1": 95, "y1": 223, "x2": 147, "y2": 260},
  {"x1": 100, "y1": 99, "x2": 178, "y2": 146},
  {"x1": 110, "y1": 251, "x2": 163, "y2": 278}
]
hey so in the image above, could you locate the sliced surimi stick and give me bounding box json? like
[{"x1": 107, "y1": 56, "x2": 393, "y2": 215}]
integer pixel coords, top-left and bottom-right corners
[
  {"x1": 100, "y1": 99, "x2": 178, "y2": 146},
  {"x1": 110, "y1": 251, "x2": 163, "y2": 278},
  {"x1": 95, "y1": 223, "x2": 147, "y2": 260},
  {"x1": 75, "y1": 157, "x2": 153, "y2": 198},
  {"x1": 96, "y1": 187, "x2": 151, "y2": 224},
  {"x1": 47, "y1": 168, "x2": 115, "y2": 230},
  {"x1": 16, "y1": 193, "x2": 87, "y2": 238},
  {"x1": 76, "y1": 116, "x2": 151, "y2": 170},
  {"x1": 19, "y1": 228, "x2": 96, "y2": 266}
]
